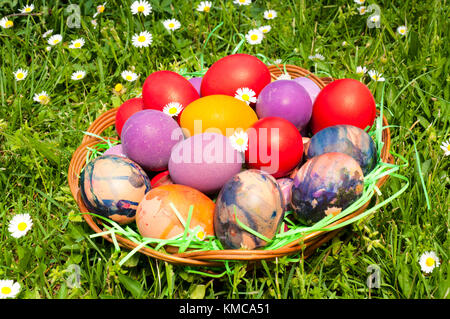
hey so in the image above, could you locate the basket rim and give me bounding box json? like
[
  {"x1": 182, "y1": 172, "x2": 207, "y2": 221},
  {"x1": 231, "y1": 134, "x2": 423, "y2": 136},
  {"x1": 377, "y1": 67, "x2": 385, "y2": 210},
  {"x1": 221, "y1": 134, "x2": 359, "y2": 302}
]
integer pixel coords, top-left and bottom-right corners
[{"x1": 68, "y1": 66, "x2": 393, "y2": 267}]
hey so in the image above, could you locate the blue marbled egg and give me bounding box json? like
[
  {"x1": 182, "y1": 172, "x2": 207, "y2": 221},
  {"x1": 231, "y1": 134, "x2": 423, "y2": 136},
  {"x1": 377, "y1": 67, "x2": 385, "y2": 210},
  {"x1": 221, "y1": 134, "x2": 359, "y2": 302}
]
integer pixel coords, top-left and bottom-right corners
[
  {"x1": 307, "y1": 125, "x2": 377, "y2": 175},
  {"x1": 214, "y1": 169, "x2": 284, "y2": 249},
  {"x1": 290, "y1": 152, "x2": 364, "y2": 226},
  {"x1": 79, "y1": 155, "x2": 151, "y2": 225}
]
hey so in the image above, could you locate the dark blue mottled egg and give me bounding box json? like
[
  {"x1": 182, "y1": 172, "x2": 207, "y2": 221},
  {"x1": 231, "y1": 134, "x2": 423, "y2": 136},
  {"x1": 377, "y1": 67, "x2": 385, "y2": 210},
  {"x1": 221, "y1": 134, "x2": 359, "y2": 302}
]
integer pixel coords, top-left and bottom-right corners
[
  {"x1": 214, "y1": 169, "x2": 284, "y2": 249},
  {"x1": 290, "y1": 152, "x2": 364, "y2": 226},
  {"x1": 79, "y1": 154, "x2": 151, "y2": 225},
  {"x1": 307, "y1": 125, "x2": 377, "y2": 175}
]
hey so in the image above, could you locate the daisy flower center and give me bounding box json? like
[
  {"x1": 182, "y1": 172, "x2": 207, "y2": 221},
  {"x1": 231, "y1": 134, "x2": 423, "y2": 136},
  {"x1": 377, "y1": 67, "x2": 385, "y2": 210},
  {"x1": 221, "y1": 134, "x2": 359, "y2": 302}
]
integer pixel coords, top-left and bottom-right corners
[
  {"x1": 169, "y1": 23, "x2": 175, "y2": 28},
  {"x1": 138, "y1": 35, "x2": 146, "y2": 42},
  {"x1": 98, "y1": 6, "x2": 105, "y2": 13},
  {"x1": 268, "y1": 13, "x2": 273, "y2": 17},
  {"x1": 204, "y1": 6, "x2": 210, "y2": 12},
  {"x1": 126, "y1": 75, "x2": 133, "y2": 81},
  {"x1": 17, "y1": 73, "x2": 24, "y2": 79},
  {"x1": 5, "y1": 20, "x2": 13, "y2": 27},
  {"x1": 196, "y1": 230, "x2": 205, "y2": 240},
  {"x1": 18, "y1": 222, "x2": 28, "y2": 231},
  {"x1": 241, "y1": 93, "x2": 250, "y2": 101},
  {"x1": 114, "y1": 83, "x2": 123, "y2": 91},
  {"x1": 74, "y1": 42, "x2": 81, "y2": 48},
  {"x1": 250, "y1": 34, "x2": 258, "y2": 41},
  {"x1": 425, "y1": 257, "x2": 435, "y2": 267},
  {"x1": 138, "y1": 6, "x2": 145, "y2": 12},
  {"x1": 168, "y1": 107, "x2": 178, "y2": 115},
  {"x1": 235, "y1": 137, "x2": 245, "y2": 146},
  {"x1": 77, "y1": 74, "x2": 83, "y2": 79},
  {"x1": 53, "y1": 39, "x2": 59, "y2": 44},
  {"x1": 25, "y1": 8, "x2": 31, "y2": 12},
  {"x1": 1, "y1": 287, "x2": 11, "y2": 295},
  {"x1": 447, "y1": 145, "x2": 450, "y2": 151}
]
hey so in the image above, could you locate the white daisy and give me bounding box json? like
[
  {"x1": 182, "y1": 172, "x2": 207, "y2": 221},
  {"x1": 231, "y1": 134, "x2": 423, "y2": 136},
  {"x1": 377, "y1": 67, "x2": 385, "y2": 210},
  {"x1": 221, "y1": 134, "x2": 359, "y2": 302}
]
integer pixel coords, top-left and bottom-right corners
[
  {"x1": 68, "y1": 38, "x2": 85, "y2": 49},
  {"x1": 440, "y1": 139, "x2": 450, "y2": 156},
  {"x1": 356, "y1": 66, "x2": 367, "y2": 76},
  {"x1": 121, "y1": 70, "x2": 138, "y2": 82},
  {"x1": 271, "y1": 59, "x2": 282, "y2": 65},
  {"x1": 163, "y1": 102, "x2": 183, "y2": 117},
  {"x1": 368, "y1": 70, "x2": 385, "y2": 82},
  {"x1": 48, "y1": 34, "x2": 62, "y2": 46},
  {"x1": 45, "y1": 46, "x2": 51, "y2": 51},
  {"x1": 196, "y1": 1, "x2": 212, "y2": 12},
  {"x1": 130, "y1": 0, "x2": 152, "y2": 16},
  {"x1": 276, "y1": 73, "x2": 292, "y2": 80},
  {"x1": 308, "y1": 53, "x2": 325, "y2": 61},
  {"x1": 8, "y1": 213, "x2": 33, "y2": 238},
  {"x1": 91, "y1": 19, "x2": 98, "y2": 29},
  {"x1": 342, "y1": 41, "x2": 348, "y2": 47},
  {"x1": 33, "y1": 91, "x2": 50, "y2": 105},
  {"x1": 397, "y1": 25, "x2": 407, "y2": 36},
  {"x1": 19, "y1": 4, "x2": 35, "y2": 14},
  {"x1": 263, "y1": 10, "x2": 277, "y2": 20},
  {"x1": 13, "y1": 68, "x2": 28, "y2": 81},
  {"x1": 233, "y1": 0, "x2": 252, "y2": 5},
  {"x1": 245, "y1": 28, "x2": 264, "y2": 45},
  {"x1": 42, "y1": 29, "x2": 53, "y2": 38},
  {"x1": 71, "y1": 70, "x2": 86, "y2": 81},
  {"x1": 419, "y1": 251, "x2": 440, "y2": 274},
  {"x1": 131, "y1": 31, "x2": 153, "y2": 48},
  {"x1": 235, "y1": 87, "x2": 257, "y2": 105},
  {"x1": 163, "y1": 19, "x2": 181, "y2": 32},
  {"x1": 0, "y1": 280, "x2": 21, "y2": 299},
  {"x1": 370, "y1": 15, "x2": 380, "y2": 24},
  {"x1": 229, "y1": 130, "x2": 249, "y2": 152},
  {"x1": 193, "y1": 226, "x2": 206, "y2": 241},
  {"x1": 93, "y1": 2, "x2": 107, "y2": 18},
  {"x1": 354, "y1": 0, "x2": 365, "y2": 4},
  {"x1": 259, "y1": 25, "x2": 271, "y2": 34},
  {"x1": 0, "y1": 17, "x2": 14, "y2": 29},
  {"x1": 357, "y1": 6, "x2": 367, "y2": 15}
]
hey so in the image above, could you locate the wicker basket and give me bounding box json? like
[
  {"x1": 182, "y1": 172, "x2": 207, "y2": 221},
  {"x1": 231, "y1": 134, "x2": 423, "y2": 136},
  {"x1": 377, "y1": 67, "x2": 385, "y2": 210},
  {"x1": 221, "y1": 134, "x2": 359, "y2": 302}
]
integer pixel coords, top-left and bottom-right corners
[{"x1": 68, "y1": 65, "x2": 393, "y2": 267}]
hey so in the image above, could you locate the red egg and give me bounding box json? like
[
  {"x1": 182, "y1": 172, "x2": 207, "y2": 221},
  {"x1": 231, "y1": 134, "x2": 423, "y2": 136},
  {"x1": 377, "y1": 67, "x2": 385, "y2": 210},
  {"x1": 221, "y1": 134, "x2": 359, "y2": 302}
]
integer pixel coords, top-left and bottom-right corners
[
  {"x1": 115, "y1": 97, "x2": 144, "y2": 137},
  {"x1": 311, "y1": 78, "x2": 377, "y2": 134},
  {"x1": 150, "y1": 170, "x2": 173, "y2": 188},
  {"x1": 245, "y1": 117, "x2": 303, "y2": 179},
  {"x1": 142, "y1": 70, "x2": 200, "y2": 120},
  {"x1": 200, "y1": 54, "x2": 271, "y2": 98}
]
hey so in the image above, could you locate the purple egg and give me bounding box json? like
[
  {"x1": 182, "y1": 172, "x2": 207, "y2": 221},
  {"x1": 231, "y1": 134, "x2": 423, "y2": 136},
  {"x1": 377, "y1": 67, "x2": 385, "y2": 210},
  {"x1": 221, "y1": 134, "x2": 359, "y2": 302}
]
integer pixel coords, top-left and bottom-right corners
[
  {"x1": 276, "y1": 177, "x2": 294, "y2": 209},
  {"x1": 104, "y1": 144, "x2": 127, "y2": 158},
  {"x1": 168, "y1": 132, "x2": 243, "y2": 194},
  {"x1": 293, "y1": 77, "x2": 321, "y2": 103},
  {"x1": 256, "y1": 80, "x2": 313, "y2": 131},
  {"x1": 188, "y1": 77, "x2": 203, "y2": 96},
  {"x1": 121, "y1": 110, "x2": 184, "y2": 172}
]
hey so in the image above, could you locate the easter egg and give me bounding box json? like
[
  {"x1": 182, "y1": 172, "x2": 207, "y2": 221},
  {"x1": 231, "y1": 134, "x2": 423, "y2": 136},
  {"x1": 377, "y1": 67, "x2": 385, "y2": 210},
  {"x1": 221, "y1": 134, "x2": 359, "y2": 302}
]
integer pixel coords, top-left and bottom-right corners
[
  {"x1": 214, "y1": 169, "x2": 284, "y2": 249},
  {"x1": 150, "y1": 171, "x2": 173, "y2": 188},
  {"x1": 311, "y1": 78, "x2": 377, "y2": 134},
  {"x1": 136, "y1": 184, "x2": 215, "y2": 240},
  {"x1": 79, "y1": 155, "x2": 151, "y2": 225},
  {"x1": 245, "y1": 117, "x2": 303, "y2": 178},
  {"x1": 115, "y1": 97, "x2": 144, "y2": 137},
  {"x1": 293, "y1": 77, "x2": 321, "y2": 104},
  {"x1": 307, "y1": 125, "x2": 377, "y2": 175},
  {"x1": 142, "y1": 70, "x2": 200, "y2": 116},
  {"x1": 121, "y1": 109, "x2": 184, "y2": 172},
  {"x1": 276, "y1": 178, "x2": 294, "y2": 209},
  {"x1": 256, "y1": 80, "x2": 313, "y2": 130},
  {"x1": 104, "y1": 144, "x2": 127, "y2": 158},
  {"x1": 180, "y1": 95, "x2": 258, "y2": 137},
  {"x1": 188, "y1": 77, "x2": 202, "y2": 96},
  {"x1": 200, "y1": 54, "x2": 271, "y2": 98},
  {"x1": 169, "y1": 132, "x2": 243, "y2": 194},
  {"x1": 290, "y1": 152, "x2": 364, "y2": 226}
]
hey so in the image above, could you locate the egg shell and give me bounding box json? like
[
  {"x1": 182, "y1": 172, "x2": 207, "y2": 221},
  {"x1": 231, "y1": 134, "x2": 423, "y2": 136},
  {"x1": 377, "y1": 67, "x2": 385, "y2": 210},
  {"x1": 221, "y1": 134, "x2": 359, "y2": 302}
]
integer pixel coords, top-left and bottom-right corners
[
  {"x1": 200, "y1": 54, "x2": 271, "y2": 98},
  {"x1": 256, "y1": 80, "x2": 313, "y2": 130},
  {"x1": 136, "y1": 184, "x2": 215, "y2": 240},
  {"x1": 180, "y1": 94, "x2": 259, "y2": 137},
  {"x1": 115, "y1": 97, "x2": 144, "y2": 137},
  {"x1": 150, "y1": 170, "x2": 174, "y2": 188},
  {"x1": 169, "y1": 132, "x2": 243, "y2": 194},
  {"x1": 104, "y1": 144, "x2": 127, "y2": 158},
  {"x1": 311, "y1": 78, "x2": 376, "y2": 134},
  {"x1": 142, "y1": 70, "x2": 200, "y2": 118},
  {"x1": 79, "y1": 155, "x2": 151, "y2": 225},
  {"x1": 290, "y1": 152, "x2": 364, "y2": 226},
  {"x1": 276, "y1": 177, "x2": 294, "y2": 209},
  {"x1": 188, "y1": 77, "x2": 202, "y2": 96},
  {"x1": 121, "y1": 109, "x2": 184, "y2": 172},
  {"x1": 214, "y1": 169, "x2": 284, "y2": 249},
  {"x1": 292, "y1": 77, "x2": 321, "y2": 104},
  {"x1": 244, "y1": 116, "x2": 303, "y2": 178},
  {"x1": 307, "y1": 125, "x2": 377, "y2": 175}
]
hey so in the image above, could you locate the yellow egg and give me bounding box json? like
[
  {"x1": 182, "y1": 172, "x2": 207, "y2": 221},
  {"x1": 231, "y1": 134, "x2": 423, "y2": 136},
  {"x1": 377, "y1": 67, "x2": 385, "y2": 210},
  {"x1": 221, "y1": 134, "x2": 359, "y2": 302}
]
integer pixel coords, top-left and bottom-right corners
[{"x1": 180, "y1": 95, "x2": 258, "y2": 137}]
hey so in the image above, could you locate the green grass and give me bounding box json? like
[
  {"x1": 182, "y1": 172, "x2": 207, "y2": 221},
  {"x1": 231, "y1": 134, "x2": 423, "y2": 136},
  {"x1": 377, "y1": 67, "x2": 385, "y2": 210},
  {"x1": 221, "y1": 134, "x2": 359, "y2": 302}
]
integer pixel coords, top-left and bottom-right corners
[{"x1": 0, "y1": 0, "x2": 448, "y2": 299}]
